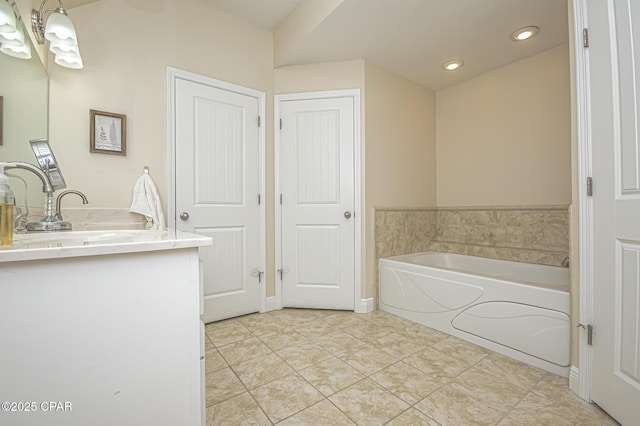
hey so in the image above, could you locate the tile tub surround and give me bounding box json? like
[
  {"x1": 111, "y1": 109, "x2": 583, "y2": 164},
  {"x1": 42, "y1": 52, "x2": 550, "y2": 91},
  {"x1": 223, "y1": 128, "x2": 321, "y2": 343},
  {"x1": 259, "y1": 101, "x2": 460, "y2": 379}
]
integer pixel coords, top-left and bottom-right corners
[
  {"x1": 204, "y1": 309, "x2": 617, "y2": 425},
  {"x1": 374, "y1": 206, "x2": 569, "y2": 307},
  {"x1": 375, "y1": 206, "x2": 569, "y2": 266}
]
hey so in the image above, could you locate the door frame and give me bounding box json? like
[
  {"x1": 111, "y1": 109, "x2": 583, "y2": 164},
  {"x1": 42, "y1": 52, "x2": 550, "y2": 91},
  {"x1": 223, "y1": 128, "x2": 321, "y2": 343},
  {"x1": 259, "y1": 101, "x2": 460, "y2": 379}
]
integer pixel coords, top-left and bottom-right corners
[
  {"x1": 166, "y1": 66, "x2": 267, "y2": 313},
  {"x1": 274, "y1": 89, "x2": 363, "y2": 312},
  {"x1": 571, "y1": 0, "x2": 594, "y2": 401}
]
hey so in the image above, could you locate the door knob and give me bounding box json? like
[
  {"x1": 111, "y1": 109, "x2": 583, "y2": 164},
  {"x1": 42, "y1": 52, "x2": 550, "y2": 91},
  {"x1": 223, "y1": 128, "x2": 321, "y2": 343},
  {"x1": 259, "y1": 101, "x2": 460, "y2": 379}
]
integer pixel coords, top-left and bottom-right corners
[
  {"x1": 344, "y1": 211, "x2": 352, "y2": 219},
  {"x1": 179, "y1": 212, "x2": 190, "y2": 221}
]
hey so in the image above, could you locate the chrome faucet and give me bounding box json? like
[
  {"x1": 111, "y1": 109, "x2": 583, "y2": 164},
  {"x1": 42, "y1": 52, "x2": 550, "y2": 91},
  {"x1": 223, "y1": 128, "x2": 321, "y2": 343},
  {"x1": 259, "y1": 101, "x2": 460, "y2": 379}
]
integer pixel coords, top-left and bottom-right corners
[
  {"x1": 0, "y1": 161, "x2": 60, "y2": 231},
  {"x1": 55, "y1": 190, "x2": 88, "y2": 221},
  {"x1": 561, "y1": 256, "x2": 570, "y2": 268}
]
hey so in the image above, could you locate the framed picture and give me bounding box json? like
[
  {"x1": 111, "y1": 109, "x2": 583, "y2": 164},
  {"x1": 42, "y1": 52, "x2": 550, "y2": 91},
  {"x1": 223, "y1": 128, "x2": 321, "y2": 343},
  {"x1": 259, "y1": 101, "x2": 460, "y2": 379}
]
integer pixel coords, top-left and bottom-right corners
[
  {"x1": 90, "y1": 109, "x2": 126, "y2": 155},
  {"x1": 0, "y1": 96, "x2": 3, "y2": 146}
]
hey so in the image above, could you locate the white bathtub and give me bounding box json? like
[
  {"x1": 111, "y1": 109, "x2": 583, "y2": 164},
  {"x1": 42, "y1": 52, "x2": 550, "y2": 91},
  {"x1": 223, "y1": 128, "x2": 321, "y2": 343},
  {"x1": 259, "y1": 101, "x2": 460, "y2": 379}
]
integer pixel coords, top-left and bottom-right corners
[{"x1": 379, "y1": 251, "x2": 570, "y2": 376}]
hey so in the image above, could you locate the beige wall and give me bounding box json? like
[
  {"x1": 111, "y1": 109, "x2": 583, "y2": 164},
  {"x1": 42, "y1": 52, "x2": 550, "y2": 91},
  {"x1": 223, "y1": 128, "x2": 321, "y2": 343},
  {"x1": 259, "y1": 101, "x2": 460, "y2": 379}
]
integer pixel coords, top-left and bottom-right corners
[
  {"x1": 436, "y1": 44, "x2": 572, "y2": 207},
  {"x1": 48, "y1": 0, "x2": 274, "y2": 209},
  {"x1": 45, "y1": 0, "x2": 276, "y2": 293},
  {"x1": 273, "y1": 60, "x2": 436, "y2": 301},
  {"x1": 364, "y1": 62, "x2": 437, "y2": 298},
  {"x1": 25, "y1": 0, "x2": 570, "y2": 311}
]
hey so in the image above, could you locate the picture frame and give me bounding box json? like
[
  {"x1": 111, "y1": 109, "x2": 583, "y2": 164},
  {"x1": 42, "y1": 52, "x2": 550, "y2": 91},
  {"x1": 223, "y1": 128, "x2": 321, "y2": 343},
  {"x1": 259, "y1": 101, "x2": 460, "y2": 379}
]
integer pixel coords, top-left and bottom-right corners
[{"x1": 90, "y1": 109, "x2": 126, "y2": 155}]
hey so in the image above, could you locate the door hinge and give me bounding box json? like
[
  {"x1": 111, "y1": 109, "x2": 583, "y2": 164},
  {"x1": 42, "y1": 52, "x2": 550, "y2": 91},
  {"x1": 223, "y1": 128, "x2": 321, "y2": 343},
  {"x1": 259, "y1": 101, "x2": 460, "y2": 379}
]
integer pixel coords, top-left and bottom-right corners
[
  {"x1": 280, "y1": 194, "x2": 283, "y2": 205},
  {"x1": 279, "y1": 118, "x2": 283, "y2": 130},
  {"x1": 578, "y1": 323, "x2": 593, "y2": 345},
  {"x1": 258, "y1": 116, "x2": 261, "y2": 127},
  {"x1": 587, "y1": 176, "x2": 593, "y2": 196},
  {"x1": 258, "y1": 194, "x2": 261, "y2": 205},
  {"x1": 583, "y1": 28, "x2": 589, "y2": 48}
]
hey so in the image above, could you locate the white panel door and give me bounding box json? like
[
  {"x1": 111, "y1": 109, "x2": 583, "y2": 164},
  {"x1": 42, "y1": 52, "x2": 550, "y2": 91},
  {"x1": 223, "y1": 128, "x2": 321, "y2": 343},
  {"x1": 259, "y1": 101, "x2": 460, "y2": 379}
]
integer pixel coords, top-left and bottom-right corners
[
  {"x1": 589, "y1": 0, "x2": 640, "y2": 423},
  {"x1": 175, "y1": 77, "x2": 262, "y2": 323},
  {"x1": 279, "y1": 96, "x2": 355, "y2": 310}
]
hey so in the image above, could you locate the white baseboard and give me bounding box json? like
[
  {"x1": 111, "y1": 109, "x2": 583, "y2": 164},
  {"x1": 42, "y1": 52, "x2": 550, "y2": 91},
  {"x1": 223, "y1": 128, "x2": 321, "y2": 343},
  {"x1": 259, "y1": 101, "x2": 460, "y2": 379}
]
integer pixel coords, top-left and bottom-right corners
[
  {"x1": 265, "y1": 297, "x2": 279, "y2": 312},
  {"x1": 355, "y1": 298, "x2": 374, "y2": 313},
  {"x1": 569, "y1": 365, "x2": 582, "y2": 397}
]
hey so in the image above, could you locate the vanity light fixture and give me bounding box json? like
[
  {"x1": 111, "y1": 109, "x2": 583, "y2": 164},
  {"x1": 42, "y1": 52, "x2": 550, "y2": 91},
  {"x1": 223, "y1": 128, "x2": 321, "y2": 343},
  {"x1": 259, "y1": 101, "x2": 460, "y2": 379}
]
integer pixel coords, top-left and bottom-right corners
[
  {"x1": 442, "y1": 59, "x2": 464, "y2": 71},
  {"x1": 511, "y1": 26, "x2": 539, "y2": 42},
  {"x1": 0, "y1": 0, "x2": 31, "y2": 59},
  {"x1": 1, "y1": 37, "x2": 31, "y2": 59},
  {"x1": 31, "y1": 0, "x2": 83, "y2": 69},
  {"x1": 0, "y1": 0, "x2": 16, "y2": 34}
]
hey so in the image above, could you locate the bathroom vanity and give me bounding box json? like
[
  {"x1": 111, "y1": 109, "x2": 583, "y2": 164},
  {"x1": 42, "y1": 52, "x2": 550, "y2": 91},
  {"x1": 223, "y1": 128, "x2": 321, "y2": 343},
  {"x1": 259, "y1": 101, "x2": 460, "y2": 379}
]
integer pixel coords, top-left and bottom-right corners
[{"x1": 0, "y1": 230, "x2": 211, "y2": 426}]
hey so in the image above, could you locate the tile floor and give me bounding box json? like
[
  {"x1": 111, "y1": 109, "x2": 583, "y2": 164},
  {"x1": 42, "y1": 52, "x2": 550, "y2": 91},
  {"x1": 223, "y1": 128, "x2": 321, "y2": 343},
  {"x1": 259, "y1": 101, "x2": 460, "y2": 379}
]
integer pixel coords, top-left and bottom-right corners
[{"x1": 204, "y1": 308, "x2": 618, "y2": 425}]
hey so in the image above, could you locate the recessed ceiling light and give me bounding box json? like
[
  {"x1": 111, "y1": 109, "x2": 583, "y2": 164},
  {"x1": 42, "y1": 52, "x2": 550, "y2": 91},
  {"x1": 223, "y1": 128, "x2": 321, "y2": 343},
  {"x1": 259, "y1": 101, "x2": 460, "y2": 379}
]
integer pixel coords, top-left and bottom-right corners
[
  {"x1": 442, "y1": 59, "x2": 464, "y2": 71},
  {"x1": 511, "y1": 26, "x2": 539, "y2": 41}
]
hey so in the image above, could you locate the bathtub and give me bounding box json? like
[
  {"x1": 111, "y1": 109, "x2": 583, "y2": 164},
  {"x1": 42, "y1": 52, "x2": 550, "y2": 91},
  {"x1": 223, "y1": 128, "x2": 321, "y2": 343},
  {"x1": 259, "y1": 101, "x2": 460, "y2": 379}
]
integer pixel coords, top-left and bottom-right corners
[{"x1": 379, "y1": 251, "x2": 570, "y2": 377}]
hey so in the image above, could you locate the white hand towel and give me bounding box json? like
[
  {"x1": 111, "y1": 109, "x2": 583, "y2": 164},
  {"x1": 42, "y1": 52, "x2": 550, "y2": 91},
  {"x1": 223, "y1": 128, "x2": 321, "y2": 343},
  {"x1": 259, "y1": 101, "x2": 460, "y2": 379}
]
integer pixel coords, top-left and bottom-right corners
[{"x1": 129, "y1": 173, "x2": 166, "y2": 230}]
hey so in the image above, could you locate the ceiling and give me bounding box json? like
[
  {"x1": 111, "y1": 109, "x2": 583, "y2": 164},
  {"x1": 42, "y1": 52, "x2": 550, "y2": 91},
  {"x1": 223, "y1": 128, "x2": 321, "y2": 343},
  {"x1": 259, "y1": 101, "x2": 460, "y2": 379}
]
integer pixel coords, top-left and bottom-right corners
[
  {"x1": 207, "y1": 0, "x2": 569, "y2": 91},
  {"x1": 65, "y1": 0, "x2": 569, "y2": 91}
]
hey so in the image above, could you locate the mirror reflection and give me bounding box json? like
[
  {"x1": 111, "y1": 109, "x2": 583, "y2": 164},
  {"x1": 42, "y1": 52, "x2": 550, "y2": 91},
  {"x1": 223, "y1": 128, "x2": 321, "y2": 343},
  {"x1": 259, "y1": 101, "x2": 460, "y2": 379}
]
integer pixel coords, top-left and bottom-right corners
[{"x1": 0, "y1": 8, "x2": 49, "y2": 215}]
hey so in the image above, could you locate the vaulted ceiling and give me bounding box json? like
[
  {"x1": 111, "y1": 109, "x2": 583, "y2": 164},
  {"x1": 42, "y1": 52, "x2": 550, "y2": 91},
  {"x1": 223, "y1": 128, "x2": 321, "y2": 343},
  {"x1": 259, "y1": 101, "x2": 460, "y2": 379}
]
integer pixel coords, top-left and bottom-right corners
[{"x1": 67, "y1": 0, "x2": 569, "y2": 91}]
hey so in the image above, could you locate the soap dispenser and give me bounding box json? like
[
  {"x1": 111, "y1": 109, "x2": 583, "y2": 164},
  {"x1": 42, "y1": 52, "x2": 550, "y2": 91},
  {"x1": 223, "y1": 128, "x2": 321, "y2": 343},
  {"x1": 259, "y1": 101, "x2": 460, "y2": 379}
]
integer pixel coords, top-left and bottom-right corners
[{"x1": 0, "y1": 165, "x2": 15, "y2": 246}]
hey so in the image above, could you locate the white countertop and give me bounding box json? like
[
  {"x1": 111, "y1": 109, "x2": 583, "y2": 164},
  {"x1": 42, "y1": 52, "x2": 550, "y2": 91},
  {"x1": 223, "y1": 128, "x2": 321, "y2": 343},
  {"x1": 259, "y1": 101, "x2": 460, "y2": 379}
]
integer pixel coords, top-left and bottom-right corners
[{"x1": 0, "y1": 229, "x2": 212, "y2": 263}]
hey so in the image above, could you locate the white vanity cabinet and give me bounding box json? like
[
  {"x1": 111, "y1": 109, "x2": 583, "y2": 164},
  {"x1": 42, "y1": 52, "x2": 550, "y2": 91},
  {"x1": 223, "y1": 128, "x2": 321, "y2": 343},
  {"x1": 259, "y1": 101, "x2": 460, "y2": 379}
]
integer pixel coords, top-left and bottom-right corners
[{"x1": 0, "y1": 230, "x2": 211, "y2": 426}]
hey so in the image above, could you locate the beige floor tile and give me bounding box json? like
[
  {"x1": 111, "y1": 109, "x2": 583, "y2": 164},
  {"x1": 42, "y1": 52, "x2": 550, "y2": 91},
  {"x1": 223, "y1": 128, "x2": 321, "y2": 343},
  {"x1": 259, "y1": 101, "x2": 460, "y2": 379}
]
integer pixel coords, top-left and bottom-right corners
[
  {"x1": 390, "y1": 323, "x2": 449, "y2": 346},
  {"x1": 233, "y1": 352, "x2": 294, "y2": 389},
  {"x1": 322, "y1": 311, "x2": 368, "y2": 328},
  {"x1": 532, "y1": 376, "x2": 619, "y2": 425},
  {"x1": 432, "y1": 336, "x2": 490, "y2": 364},
  {"x1": 370, "y1": 332, "x2": 427, "y2": 358},
  {"x1": 341, "y1": 321, "x2": 393, "y2": 340},
  {"x1": 205, "y1": 366, "x2": 246, "y2": 407},
  {"x1": 235, "y1": 312, "x2": 269, "y2": 328},
  {"x1": 295, "y1": 321, "x2": 338, "y2": 338},
  {"x1": 204, "y1": 309, "x2": 618, "y2": 425},
  {"x1": 259, "y1": 329, "x2": 309, "y2": 351},
  {"x1": 245, "y1": 319, "x2": 294, "y2": 336},
  {"x1": 363, "y1": 309, "x2": 414, "y2": 328},
  {"x1": 277, "y1": 399, "x2": 355, "y2": 425},
  {"x1": 218, "y1": 336, "x2": 272, "y2": 366},
  {"x1": 267, "y1": 309, "x2": 319, "y2": 326},
  {"x1": 276, "y1": 341, "x2": 333, "y2": 370},
  {"x1": 236, "y1": 313, "x2": 283, "y2": 336},
  {"x1": 298, "y1": 357, "x2": 365, "y2": 396},
  {"x1": 505, "y1": 391, "x2": 577, "y2": 425},
  {"x1": 371, "y1": 362, "x2": 443, "y2": 404},
  {"x1": 329, "y1": 378, "x2": 409, "y2": 426},
  {"x1": 475, "y1": 352, "x2": 546, "y2": 391},
  {"x1": 311, "y1": 330, "x2": 366, "y2": 355},
  {"x1": 250, "y1": 373, "x2": 323, "y2": 423},
  {"x1": 205, "y1": 335, "x2": 216, "y2": 353},
  {"x1": 206, "y1": 322, "x2": 253, "y2": 347},
  {"x1": 386, "y1": 408, "x2": 440, "y2": 426},
  {"x1": 575, "y1": 405, "x2": 621, "y2": 426},
  {"x1": 337, "y1": 343, "x2": 398, "y2": 375},
  {"x1": 532, "y1": 373, "x2": 583, "y2": 405},
  {"x1": 450, "y1": 367, "x2": 528, "y2": 414},
  {"x1": 205, "y1": 317, "x2": 239, "y2": 333},
  {"x1": 205, "y1": 349, "x2": 228, "y2": 374},
  {"x1": 206, "y1": 392, "x2": 270, "y2": 426},
  {"x1": 414, "y1": 384, "x2": 505, "y2": 426},
  {"x1": 404, "y1": 347, "x2": 474, "y2": 382}
]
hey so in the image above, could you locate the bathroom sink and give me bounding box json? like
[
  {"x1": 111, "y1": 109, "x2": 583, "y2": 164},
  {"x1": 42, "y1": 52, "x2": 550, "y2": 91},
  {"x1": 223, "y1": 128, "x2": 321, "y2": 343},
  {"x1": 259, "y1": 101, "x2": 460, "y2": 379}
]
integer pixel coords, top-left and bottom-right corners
[{"x1": 11, "y1": 230, "x2": 169, "y2": 249}]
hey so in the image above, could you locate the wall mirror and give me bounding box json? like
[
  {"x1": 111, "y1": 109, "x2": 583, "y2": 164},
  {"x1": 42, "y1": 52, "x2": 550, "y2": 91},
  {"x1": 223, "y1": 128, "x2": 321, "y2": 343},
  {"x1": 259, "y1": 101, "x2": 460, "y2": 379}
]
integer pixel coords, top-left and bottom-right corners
[{"x1": 0, "y1": 5, "x2": 49, "y2": 211}]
